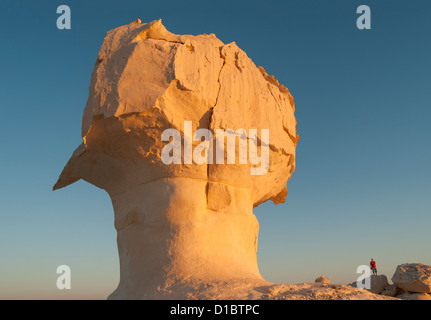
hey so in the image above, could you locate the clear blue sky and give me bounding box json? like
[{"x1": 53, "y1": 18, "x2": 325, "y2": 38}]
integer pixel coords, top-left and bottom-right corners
[{"x1": 0, "y1": 0, "x2": 430, "y2": 299}]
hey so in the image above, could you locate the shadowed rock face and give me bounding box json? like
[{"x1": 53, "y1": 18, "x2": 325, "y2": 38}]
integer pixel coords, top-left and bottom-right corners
[{"x1": 54, "y1": 19, "x2": 298, "y2": 299}]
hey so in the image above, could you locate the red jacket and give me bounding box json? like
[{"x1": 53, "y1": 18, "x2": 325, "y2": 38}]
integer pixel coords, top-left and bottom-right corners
[{"x1": 370, "y1": 261, "x2": 376, "y2": 268}]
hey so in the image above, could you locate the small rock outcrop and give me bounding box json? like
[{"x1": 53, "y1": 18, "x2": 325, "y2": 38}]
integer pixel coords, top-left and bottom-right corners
[
  {"x1": 381, "y1": 284, "x2": 403, "y2": 297},
  {"x1": 369, "y1": 275, "x2": 390, "y2": 294},
  {"x1": 392, "y1": 263, "x2": 431, "y2": 293},
  {"x1": 315, "y1": 276, "x2": 331, "y2": 284},
  {"x1": 348, "y1": 274, "x2": 389, "y2": 294}
]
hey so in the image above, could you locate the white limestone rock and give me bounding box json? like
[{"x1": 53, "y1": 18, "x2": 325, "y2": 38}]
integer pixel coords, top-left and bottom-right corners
[
  {"x1": 392, "y1": 263, "x2": 431, "y2": 293},
  {"x1": 54, "y1": 19, "x2": 298, "y2": 300},
  {"x1": 55, "y1": 19, "x2": 397, "y2": 301}
]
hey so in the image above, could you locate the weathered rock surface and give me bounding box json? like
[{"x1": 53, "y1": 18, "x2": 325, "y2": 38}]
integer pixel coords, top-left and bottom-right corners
[
  {"x1": 54, "y1": 19, "x2": 298, "y2": 299},
  {"x1": 369, "y1": 275, "x2": 390, "y2": 294},
  {"x1": 348, "y1": 274, "x2": 389, "y2": 294},
  {"x1": 397, "y1": 292, "x2": 431, "y2": 300},
  {"x1": 315, "y1": 276, "x2": 331, "y2": 284},
  {"x1": 177, "y1": 281, "x2": 398, "y2": 300},
  {"x1": 392, "y1": 263, "x2": 431, "y2": 293},
  {"x1": 54, "y1": 19, "x2": 297, "y2": 201},
  {"x1": 381, "y1": 284, "x2": 403, "y2": 297}
]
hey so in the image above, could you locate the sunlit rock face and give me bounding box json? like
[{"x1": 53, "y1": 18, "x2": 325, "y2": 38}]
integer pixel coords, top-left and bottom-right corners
[
  {"x1": 54, "y1": 19, "x2": 298, "y2": 299},
  {"x1": 392, "y1": 263, "x2": 431, "y2": 293}
]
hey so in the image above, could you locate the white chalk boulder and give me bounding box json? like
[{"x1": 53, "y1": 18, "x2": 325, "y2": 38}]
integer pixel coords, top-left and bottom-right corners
[{"x1": 392, "y1": 263, "x2": 431, "y2": 293}]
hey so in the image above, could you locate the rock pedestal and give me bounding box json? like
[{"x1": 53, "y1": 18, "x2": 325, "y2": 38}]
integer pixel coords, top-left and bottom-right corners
[{"x1": 108, "y1": 178, "x2": 263, "y2": 299}]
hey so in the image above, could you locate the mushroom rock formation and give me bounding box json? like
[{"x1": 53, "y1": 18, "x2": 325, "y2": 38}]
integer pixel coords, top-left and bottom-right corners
[{"x1": 54, "y1": 19, "x2": 298, "y2": 299}]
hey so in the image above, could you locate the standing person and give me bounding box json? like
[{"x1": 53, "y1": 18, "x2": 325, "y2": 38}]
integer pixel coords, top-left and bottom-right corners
[{"x1": 370, "y1": 258, "x2": 377, "y2": 275}]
